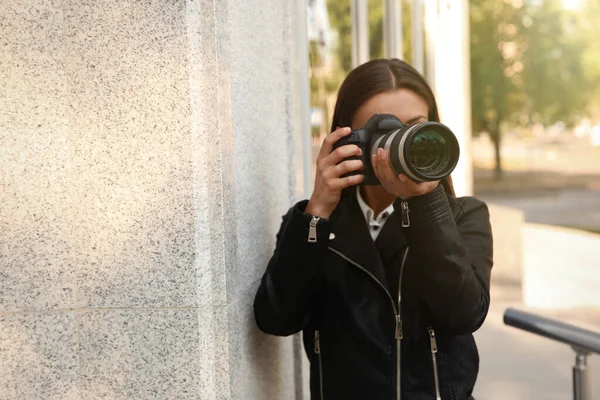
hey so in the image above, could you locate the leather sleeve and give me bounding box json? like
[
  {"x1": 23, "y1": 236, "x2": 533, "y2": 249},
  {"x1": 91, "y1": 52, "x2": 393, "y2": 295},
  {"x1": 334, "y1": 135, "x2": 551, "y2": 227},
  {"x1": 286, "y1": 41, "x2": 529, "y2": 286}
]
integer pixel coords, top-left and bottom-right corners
[
  {"x1": 253, "y1": 201, "x2": 333, "y2": 336},
  {"x1": 393, "y1": 185, "x2": 494, "y2": 335}
]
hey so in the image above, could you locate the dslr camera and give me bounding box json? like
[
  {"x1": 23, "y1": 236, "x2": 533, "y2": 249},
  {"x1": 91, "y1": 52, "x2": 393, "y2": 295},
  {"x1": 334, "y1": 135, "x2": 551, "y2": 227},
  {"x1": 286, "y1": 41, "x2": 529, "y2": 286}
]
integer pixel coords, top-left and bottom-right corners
[{"x1": 332, "y1": 114, "x2": 460, "y2": 185}]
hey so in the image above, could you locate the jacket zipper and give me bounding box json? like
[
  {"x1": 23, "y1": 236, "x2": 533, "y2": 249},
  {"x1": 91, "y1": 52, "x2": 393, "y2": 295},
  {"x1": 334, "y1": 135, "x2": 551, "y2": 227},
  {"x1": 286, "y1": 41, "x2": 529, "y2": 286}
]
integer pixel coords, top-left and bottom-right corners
[
  {"x1": 308, "y1": 216, "x2": 320, "y2": 243},
  {"x1": 396, "y1": 248, "x2": 409, "y2": 400},
  {"x1": 402, "y1": 200, "x2": 440, "y2": 398},
  {"x1": 328, "y1": 246, "x2": 409, "y2": 400},
  {"x1": 400, "y1": 201, "x2": 410, "y2": 227},
  {"x1": 315, "y1": 330, "x2": 325, "y2": 399},
  {"x1": 427, "y1": 326, "x2": 442, "y2": 400}
]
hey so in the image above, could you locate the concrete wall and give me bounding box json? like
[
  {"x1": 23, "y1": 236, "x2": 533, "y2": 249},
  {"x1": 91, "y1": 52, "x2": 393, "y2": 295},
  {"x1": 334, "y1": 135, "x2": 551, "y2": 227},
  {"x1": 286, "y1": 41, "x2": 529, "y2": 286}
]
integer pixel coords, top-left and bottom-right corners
[
  {"x1": 0, "y1": 1, "x2": 303, "y2": 399},
  {"x1": 523, "y1": 224, "x2": 600, "y2": 309},
  {"x1": 486, "y1": 203, "x2": 600, "y2": 309}
]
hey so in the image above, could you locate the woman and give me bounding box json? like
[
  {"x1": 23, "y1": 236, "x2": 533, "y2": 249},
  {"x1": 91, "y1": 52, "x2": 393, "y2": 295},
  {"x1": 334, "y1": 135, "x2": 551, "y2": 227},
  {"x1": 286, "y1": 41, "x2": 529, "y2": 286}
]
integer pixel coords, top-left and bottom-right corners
[{"x1": 254, "y1": 58, "x2": 493, "y2": 400}]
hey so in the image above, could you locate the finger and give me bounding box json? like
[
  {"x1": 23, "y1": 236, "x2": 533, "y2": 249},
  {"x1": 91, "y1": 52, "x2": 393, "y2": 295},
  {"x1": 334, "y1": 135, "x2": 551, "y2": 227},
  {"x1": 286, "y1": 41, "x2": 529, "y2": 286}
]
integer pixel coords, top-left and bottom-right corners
[
  {"x1": 341, "y1": 174, "x2": 364, "y2": 188},
  {"x1": 330, "y1": 159, "x2": 363, "y2": 178},
  {"x1": 326, "y1": 174, "x2": 364, "y2": 191},
  {"x1": 378, "y1": 149, "x2": 400, "y2": 183},
  {"x1": 319, "y1": 127, "x2": 352, "y2": 158},
  {"x1": 324, "y1": 144, "x2": 362, "y2": 167},
  {"x1": 373, "y1": 149, "x2": 390, "y2": 181},
  {"x1": 398, "y1": 173, "x2": 422, "y2": 189},
  {"x1": 372, "y1": 152, "x2": 383, "y2": 181},
  {"x1": 398, "y1": 174, "x2": 433, "y2": 195}
]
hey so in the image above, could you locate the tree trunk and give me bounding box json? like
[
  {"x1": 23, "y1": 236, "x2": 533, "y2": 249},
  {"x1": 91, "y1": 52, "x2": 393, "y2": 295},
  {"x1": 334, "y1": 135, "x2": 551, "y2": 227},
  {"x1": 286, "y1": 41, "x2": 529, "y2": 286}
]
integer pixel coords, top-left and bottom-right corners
[{"x1": 490, "y1": 120, "x2": 503, "y2": 181}]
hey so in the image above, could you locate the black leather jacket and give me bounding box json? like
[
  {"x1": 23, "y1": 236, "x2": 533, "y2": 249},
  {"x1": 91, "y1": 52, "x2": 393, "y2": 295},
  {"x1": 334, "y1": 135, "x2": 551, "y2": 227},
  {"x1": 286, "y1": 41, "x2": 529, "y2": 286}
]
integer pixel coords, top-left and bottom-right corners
[{"x1": 254, "y1": 185, "x2": 493, "y2": 400}]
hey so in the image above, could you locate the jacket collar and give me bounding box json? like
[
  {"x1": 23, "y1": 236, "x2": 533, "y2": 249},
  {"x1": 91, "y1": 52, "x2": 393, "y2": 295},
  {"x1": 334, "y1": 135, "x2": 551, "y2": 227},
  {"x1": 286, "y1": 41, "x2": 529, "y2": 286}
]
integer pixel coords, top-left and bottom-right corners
[{"x1": 355, "y1": 186, "x2": 395, "y2": 232}]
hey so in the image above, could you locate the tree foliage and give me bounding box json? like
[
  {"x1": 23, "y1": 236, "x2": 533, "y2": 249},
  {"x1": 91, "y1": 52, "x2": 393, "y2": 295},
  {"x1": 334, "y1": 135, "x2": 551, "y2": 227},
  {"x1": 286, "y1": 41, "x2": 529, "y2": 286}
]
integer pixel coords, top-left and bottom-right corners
[
  {"x1": 318, "y1": 0, "x2": 600, "y2": 178},
  {"x1": 577, "y1": 0, "x2": 600, "y2": 114},
  {"x1": 470, "y1": 0, "x2": 600, "y2": 179}
]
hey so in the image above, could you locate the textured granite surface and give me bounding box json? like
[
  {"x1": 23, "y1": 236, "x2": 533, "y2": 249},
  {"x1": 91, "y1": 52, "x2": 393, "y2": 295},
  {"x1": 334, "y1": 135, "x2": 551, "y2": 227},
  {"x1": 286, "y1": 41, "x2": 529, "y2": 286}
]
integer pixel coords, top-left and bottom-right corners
[
  {"x1": 64, "y1": 0, "x2": 197, "y2": 309},
  {"x1": 0, "y1": 313, "x2": 79, "y2": 400},
  {"x1": 192, "y1": 0, "x2": 301, "y2": 397},
  {"x1": 228, "y1": 0, "x2": 298, "y2": 303},
  {"x1": 0, "y1": 0, "x2": 75, "y2": 312},
  {"x1": 226, "y1": 283, "x2": 297, "y2": 400},
  {"x1": 78, "y1": 309, "x2": 200, "y2": 399},
  {"x1": 187, "y1": 0, "x2": 235, "y2": 309},
  {"x1": 197, "y1": 284, "x2": 298, "y2": 399},
  {"x1": 189, "y1": 0, "x2": 299, "y2": 308},
  {"x1": 1, "y1": 0, "x2": 303, "y2": 398}
]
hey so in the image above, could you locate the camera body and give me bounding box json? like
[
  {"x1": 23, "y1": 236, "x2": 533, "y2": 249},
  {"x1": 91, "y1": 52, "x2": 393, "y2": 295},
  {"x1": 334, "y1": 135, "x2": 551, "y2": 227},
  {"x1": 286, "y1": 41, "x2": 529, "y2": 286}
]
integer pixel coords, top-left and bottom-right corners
[{"x1": 332, "y1": 114, "x2": 460, "y2": 185}]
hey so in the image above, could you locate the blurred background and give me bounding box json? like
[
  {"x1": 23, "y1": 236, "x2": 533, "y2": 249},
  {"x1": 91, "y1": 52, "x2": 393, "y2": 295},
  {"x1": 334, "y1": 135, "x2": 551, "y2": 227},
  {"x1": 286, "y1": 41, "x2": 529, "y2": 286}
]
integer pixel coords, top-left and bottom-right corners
[
  {"x1": 306, "y1": 0, "x2": 600, "y2": 398},
  {"x1": 308, "y1": 0, "x2": 600, "y2": 222}
]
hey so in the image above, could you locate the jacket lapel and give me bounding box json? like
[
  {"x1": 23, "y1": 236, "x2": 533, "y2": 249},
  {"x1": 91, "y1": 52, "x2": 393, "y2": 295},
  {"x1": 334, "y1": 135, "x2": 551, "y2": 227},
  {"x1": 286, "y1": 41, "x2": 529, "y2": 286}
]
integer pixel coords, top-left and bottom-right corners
[
  {"x1": 374, "y1": 211, "x2": 408, "y2": 266},
  {"x1": 328, "y1": 190, "x2": 389, "y2": 290}
]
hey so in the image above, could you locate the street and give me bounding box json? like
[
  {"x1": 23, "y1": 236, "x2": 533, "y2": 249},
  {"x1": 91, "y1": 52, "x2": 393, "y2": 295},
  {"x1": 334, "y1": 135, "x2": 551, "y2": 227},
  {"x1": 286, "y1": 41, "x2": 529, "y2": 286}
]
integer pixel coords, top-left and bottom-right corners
[{"x1": 482, "y1": 189, "x2": 600, "y2": 233}]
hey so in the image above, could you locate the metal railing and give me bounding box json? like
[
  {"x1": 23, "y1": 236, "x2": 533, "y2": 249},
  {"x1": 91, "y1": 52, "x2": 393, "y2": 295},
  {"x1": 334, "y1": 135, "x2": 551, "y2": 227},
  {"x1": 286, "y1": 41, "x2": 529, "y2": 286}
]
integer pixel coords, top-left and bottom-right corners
[{"x1": 504, "y1": 307, "x2": 600, "y2": 400}]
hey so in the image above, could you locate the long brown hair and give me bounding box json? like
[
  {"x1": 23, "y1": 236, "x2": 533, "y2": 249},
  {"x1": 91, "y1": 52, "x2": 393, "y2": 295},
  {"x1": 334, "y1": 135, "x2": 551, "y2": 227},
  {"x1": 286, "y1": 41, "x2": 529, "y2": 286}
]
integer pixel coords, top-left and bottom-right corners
[{"x1": 330, "y1": 58, "x2": 455, "y2": 196}]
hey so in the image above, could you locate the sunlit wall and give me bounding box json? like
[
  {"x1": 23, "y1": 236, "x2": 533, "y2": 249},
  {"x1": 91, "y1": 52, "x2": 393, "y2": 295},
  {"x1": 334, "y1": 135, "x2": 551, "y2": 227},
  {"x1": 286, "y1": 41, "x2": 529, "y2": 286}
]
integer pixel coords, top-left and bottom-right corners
[{"x1": 0, "y1": 1, "x2": 303, "y2": 399}]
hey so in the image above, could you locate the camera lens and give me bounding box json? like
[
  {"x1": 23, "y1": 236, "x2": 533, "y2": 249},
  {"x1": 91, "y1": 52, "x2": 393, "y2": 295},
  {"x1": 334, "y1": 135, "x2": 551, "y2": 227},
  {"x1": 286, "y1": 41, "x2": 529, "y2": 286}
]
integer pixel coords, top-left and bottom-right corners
[
  {"x1": 387, "y1": 122, "x2": 459, "y2": 182},
  {"x1": 408, "y1": 130, "x2": 449, "y2": 175}
]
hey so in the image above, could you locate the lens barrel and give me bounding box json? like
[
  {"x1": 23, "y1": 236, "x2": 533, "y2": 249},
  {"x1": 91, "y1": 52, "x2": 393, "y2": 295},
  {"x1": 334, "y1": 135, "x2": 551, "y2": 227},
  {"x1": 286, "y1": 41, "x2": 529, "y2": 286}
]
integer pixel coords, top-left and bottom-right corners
[{"x1": 372, "y1": 122, "x2": 459, "y2": 182}]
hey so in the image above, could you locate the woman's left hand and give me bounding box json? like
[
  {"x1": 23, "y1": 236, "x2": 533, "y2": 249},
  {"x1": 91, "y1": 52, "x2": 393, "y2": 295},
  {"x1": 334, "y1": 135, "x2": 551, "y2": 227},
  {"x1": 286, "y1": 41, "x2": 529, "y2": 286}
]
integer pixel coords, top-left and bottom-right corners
[{"x1": 372, "y1": 148, "x2": 439, "y2": 199}]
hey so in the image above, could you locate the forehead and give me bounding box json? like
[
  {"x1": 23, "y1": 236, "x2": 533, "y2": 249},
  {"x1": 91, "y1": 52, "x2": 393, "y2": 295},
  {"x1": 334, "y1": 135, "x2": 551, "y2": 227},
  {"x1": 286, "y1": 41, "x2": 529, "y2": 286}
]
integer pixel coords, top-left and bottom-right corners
[{"x1": 351, "y1": 89, "x2": 429, "y2": 129}]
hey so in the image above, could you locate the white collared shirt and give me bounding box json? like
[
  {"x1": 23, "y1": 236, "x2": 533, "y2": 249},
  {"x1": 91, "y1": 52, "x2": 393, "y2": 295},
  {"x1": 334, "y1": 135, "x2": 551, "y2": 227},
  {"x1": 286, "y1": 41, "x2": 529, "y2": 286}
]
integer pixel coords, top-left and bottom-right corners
[{"x1": 356, "y1": 187, "x2": 395, "y2": 241}]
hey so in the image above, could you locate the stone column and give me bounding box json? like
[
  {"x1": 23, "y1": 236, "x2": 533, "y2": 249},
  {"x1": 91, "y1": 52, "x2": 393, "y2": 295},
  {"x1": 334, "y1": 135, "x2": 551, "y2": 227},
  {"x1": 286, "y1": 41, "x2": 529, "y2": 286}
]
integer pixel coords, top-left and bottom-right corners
[
  {"x1": 0, "y1": 0, "x2": 303, "y2": 399},
  {"x1": 425, "y1": 0, "x2": 473, "y2": 196}
]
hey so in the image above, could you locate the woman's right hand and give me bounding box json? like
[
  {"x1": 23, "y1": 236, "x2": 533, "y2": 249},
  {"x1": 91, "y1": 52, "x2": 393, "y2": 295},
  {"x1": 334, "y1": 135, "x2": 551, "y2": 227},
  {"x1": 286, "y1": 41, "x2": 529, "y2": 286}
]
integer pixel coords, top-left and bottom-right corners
[{"x1": 305, "y1": 127, "x2": 364, "y2": 219}]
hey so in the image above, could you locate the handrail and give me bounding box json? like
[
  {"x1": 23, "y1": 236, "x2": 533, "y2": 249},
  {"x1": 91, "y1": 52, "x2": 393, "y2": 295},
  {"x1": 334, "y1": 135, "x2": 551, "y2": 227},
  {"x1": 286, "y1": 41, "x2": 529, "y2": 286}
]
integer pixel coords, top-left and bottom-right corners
[
  {"x1": 504, "y1": 307, "x2": 600, "y2": 354},
  {"x1": 503, "y1": 307, "x2": 600, "y2": 400}
]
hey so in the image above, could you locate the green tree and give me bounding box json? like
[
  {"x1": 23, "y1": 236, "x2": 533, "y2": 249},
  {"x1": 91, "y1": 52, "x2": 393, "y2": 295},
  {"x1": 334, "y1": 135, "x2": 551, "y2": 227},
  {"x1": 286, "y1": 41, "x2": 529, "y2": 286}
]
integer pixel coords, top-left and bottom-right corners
[
  {"x1": 577, "y1": 0, "x2": 600, "y2": 117},
  {"x1": 520, "y1": 2, "x2": 589, "y2": 126},
  {"x1": 470, "y1": 0, "x2": 526, "y2": 180},
  {"x1": 470, "y1": 0, "x2": 597, "y2": 180}
]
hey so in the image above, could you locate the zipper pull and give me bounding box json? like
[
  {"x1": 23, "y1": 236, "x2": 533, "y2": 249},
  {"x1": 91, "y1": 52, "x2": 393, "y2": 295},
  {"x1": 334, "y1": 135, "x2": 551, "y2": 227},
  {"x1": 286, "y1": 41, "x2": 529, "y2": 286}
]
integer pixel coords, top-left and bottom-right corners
[
  {"x1": 400, "y1": 201, "x2": 410, "y2": 227},
  {"x1": 314, "y1": 330, "x2": 321, "y2": 354},
  {"x1": 308, "y1": 216, "x2": 320, "y2": 243},
  {"x1": 427, "y1": 327, "x2": 438, "y2": 353},
  {"x1": 395, "y1": 315, "x2": 403, "y2": 339}
]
